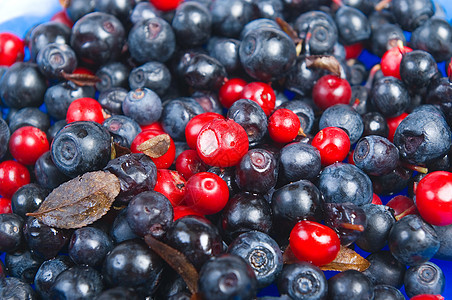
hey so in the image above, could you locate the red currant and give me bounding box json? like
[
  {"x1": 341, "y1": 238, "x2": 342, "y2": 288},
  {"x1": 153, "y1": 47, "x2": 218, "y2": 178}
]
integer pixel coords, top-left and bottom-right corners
[
  {"x1": 311, "y1": 127, "x2": 350, "y2": 166},
  {"x1": 312, "y1": 75, "x2": 352, "y2": 111},
  {"x1": 183, "y1": 172, "x2": 229, "y2": 215},
  {"x1": 131, "y1": 130, "x2": 176, "y2": 169},
  {"x1": 196, "y1": 118, "x2": 249, "y2": 168},
  {"x1": 0, "y1": 160, "x2": 30, "y2": 199},
  {"x1": 0, "y1": 197, "x2": 12, "y2": 214},
  {"x1": 9, "y1": 126, "x2": 49, "y2": 166},
  {"x1": 185, "y1": 112, "x2": 225, "y2": 150},
  {"x1": 218, "y1": 78, "x2": 247, "y2": 108},
  {"x1": 240, "y1": 82, "x2": 276, "y2": 116},
  {"x1": 154, "y1": 169, "x2": 186, "y2": 207},
  {"x1": 289, "y1": 220, "x2": 340, "y2": 266},
  {"x1": 140, "y1": 121, "x2": 165, "y2": 133},
  {"x1": 415, "y1": 171, "x2": 452, "y2": 226},
  {"x1": 372, "y1": 193, "x2": 383, "y2": 205},
  {"x1": 176, "y1": 149, "x2": 208, "y2": 180},
  {"x1": 386, "y1": 112, "x2": 408, "y2": 142},
  {"x1": 173, "y1": 205, "x2": 204, "y2": 221},
  {"x1": 72, "y1": 67, "x2": 95, "y2": 75},
  {"x1": 345, "y1": 42, "x2": 364, "y2": 59},
  {"x1": 66, "y1": 97, "x2": 105, "y2": 124},
  {"x1": 0, "y1": 33, "x2": 24, "y2": 66},
  {"x1": 381, "y1": 45, "x2": 413, "y2": 80},
  {"x1": 50, "y1": 10, "x2": 74, "y2": 28},
  {"x1": 387, "y1": 195, "x2": 418, "y2": 220},
  {"x1": 268, "y1": 108, "x2": 301, "y2": 144},
  {"x1": 410, "y1": 295, "x2": 444, "y2": 300},
  {"x1": 150, "y1": 0, "x2": 182, "y2": 11}
]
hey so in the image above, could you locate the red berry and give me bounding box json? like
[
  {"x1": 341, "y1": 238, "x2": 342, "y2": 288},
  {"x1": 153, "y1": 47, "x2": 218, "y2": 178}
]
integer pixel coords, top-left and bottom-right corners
[
  {"x1": 218, "y1": 78, "x2": 247, "y2": 108},
  {"x1": 240, "y1": 82, "x2": 276, "y2": 116},
  {"x1": 154, "y1": 169, "x2": 186, "y2": 207},
  {"x1": 372, "y1": 193, "x2": 383, "y2": 205},
  {"x1": 183, "y1": 172, "x2": 229, "y2": 215},
  {"x1": 72, "y1": 67, "x2": 95, "y2": 75},
  {"x1": 381, "y1": 45, "x2": 413, "y2": 80},
  {"x1": 131, "y1": 130, "x2": 176, "y2": 169},
  {"x1": 268, "y1": 108, "x2": 301, "y2": 144},
  {"x1": 410, "y1": 295, "x2": 444, "y2": 300},
  {"x1": 0, "y1": 197, "x2": 12, "y2": 214},
  {"x1": 50, "y1": 10, "x2": 74, "y2": 28},
  {"x1": 0, "y1": 33, "x2": 24, "y2": 66},
  {"x1": 185, "y1": 112, "x2": 225, "y2": 150},
  {"x1": 415, "y1": 171, "x2": 452, "y2": 226},
  {"x1": 289, "y1": 220, "x2": 340, "y2": 266},
  {"x1": 9, "y1": 126, "x2": 50, "y2": 165},
  {"x1": 312, "y1": 75, "x2": 352, "y2": 111},
  {"x1": 311, "y1": 127, "x2": 351, "y2": 166},
  {"x1": 66, "y1": 97, "x2": 105, "y2": 124},
  {"x1": 387, "y1": 195, "x2": 418, "y2": 220},
  {"x1": 176, "y1": 149, "x2": 208, "y2": 180},
  {"x1": 345, "y1": 42, "x2": 364, "y2": 60},
  {"x1": 150, "y1": 0, "x2": 182, "y2": 11},
  {"x1": 0, "y1": 160, "x2": 30, "y2": 199},
  {"x1": 196, "y1": 118, "x2": 249, "y2": 168},
  {"x1": 140, "y1": 121, "x2": 165, "y2": 133},
  {"x1": 173, "y1": 205, "x2": 204, "y2": 221},
  {"x1": 386, "y1": 112, "x2": 408, "y2": 142}
]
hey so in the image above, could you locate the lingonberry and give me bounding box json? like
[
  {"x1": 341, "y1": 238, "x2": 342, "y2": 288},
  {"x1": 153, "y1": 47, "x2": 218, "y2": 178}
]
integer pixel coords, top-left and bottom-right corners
[
  {"x1": 0, "y1": 33, "x2": 24, "y2": 66},
  {"x1": 386, "y1": 112, "x2": 408, "y2": 142},
  {"x1": 240, "y1": 82, "x2": 276, "y2": 116},
  {"x1": 131, "y1": 130, "x2": 176, "y2": 169},
  {"x1": 173, "y1": 205, "x2": 204, "y2": 221},
  {"x1": 311, "y1": 127, "x2": 351, "y2": 166},
  {"x1": 410, "y1": 295, "x2": 445, "y2": 300},
  {"x1": 345, "y1": 42, "x2": 364, "y2": 59},
  {"x1": 140, "y1": 121, "x2": 164, "y2": 132},
  {"x1": 268, "y1": 108, "x2": 301, "y2": 144},
  {"x1": 154, "y1": 169, "x2": 186, "y2": 207},
  {"x1": 66, "y1": 97, "x2": 105, "y2": 124},
  {"x1": 0, "y1": 198, "x2": 11, "y2": 214},
  {"x1": 175, "y1": 149, "x2": 208, "y2": 180},
  {"x1": 312, "y1": 75, "x2": 352, "y2": 111},
  {"x1": 185, "y1": 112, "x2": 225, "y2": 150},
  {"x1": 289, "y1": 220, "x2": 340, "y2": 266},
  {"x1": 387, "y1": 195, "x2": 418, "y2": 220},
  {"x1": 416, "y1": 171, "x2": 452, "y2": 226},
  {"x1": 0, "y1": 160, "x2": 30, "y2": 199},
  {"x1": 196, "y1": 118, "x2": 249, "y2": 168},
  {"x1": 183, "y1": 172, "x2": 229, "y2": 215},
  {"x1": 218, "y1": 78, "x2": 247, "y2": 108},
  {"x1": 150, "y1": 0, "x2": 181, "y2": 11},
  {"x1": 9, "y1": 126, "x2": 50, "y2": 166},
  {"x1": 381, "y1": 44, "x2": 413, "y2": 80}
]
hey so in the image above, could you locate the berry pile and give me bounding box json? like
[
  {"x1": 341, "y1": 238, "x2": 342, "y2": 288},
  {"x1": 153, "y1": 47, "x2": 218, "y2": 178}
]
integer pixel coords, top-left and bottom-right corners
[{"x1": 1, "y1": 0, "x2": 452, "y2": 299}]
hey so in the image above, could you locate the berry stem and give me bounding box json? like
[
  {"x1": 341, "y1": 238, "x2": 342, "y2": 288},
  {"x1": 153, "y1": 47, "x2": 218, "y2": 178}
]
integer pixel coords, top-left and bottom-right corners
[
  {"x1": 339, "y1": 223, "x2": 365, "y2": 232},
  {"x1": 375, "y1": 0, "x2": 392, "y2": 11}
]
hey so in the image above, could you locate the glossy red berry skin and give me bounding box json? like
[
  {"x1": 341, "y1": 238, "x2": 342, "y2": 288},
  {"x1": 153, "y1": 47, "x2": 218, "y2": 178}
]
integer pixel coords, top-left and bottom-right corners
[
  {"x1": 72, "y1": 67, "x2": 95, "y2": 75},
  {"x1": 312, "y1": 75, "x2": 352, "y2": 111},
  {"x1": 416, "y1": 171, "x2": 452, "y2": 226},
  {"x1": 131, "y1": 130, "x2": 176, "y2": 169},
  {"x1": 0, "y1": 198, "x2": 12, "y2": 214},
  {"x1": 386, "y1": 112, "x2": 408, "y2": 142},
  {"x1": 410, "y1": 295, "x2": 444, "y2": 300},
  {"x1": 185, "y1": 112, "x2": 225, "y2": 150},
  {"x1": 289, "y1": 220, "x2": 340, "y2": 266},
  {"x1": 268, "y1": 108, "x2": 301, "y2": 144},
  {"x1": 196, "y1": 118, "x2": 249, "y2": 168},
  {"x1": 0, "y1": 160, "x2": 30, "y2": 199},
  {"x1": 50, "y1": 10, "x2": 74, "y2": 28},
  {"x1": 150, "y1": 0, "x2": 182, "y2": 11},
  {"x1": 219, "y1": 78, "x2": 247, "y2": 108},
  {"x1": 66, "y1": 97, "x2": 105, "y2": 124},
  {"x1": 154, "y1": 169, "x2": 186, "y2": 207},
  {"x1": 372, "y1": 193, "x2": 383, "y2": 205},
  {"x1": 173, "y1": 205, "x2": 204, "y2": 221},
  {"x1": 0, "y1": 33, "x2": 24, "y2": 66},
  {"x1": 176, "y1": 149, "x2": 208, "y2": 180},
  {"x1": 9, "y1": 126, "x2": 50, "y2": 166},
  {"x1": 345, "y1": 42, "x2": 364, "y2": 59},
  {"x1": 381, "y1": 45, "x2": 413, "y2": 80},
  {"x1": 183, "y1": 172, "x2": 229, "y2": 215},
  {"x1": 140, "y1": 121, "x2": 165, "y2": 133},
  {"x1": 240, "y1": 82, "x2": 276, "y2": 116},
  {"x1": 387, "y1": 195, "x2": 418, "y2": 220},
  {"x1": 311, "y1": 127, "x2": 350, "y2": 166}
]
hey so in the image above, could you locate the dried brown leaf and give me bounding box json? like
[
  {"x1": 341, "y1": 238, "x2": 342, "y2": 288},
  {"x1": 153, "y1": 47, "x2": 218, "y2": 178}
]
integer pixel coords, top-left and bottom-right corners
[
  {"x1": 137, "y1": 134, "x2": 171, "y2": 158},
  {"x1": 144, "y1": 234, "x2": 199, "y2": 295},
  {"x1": 113, "y1": 142, "x2": 132, "y2": 159},
  {"x1": 276, "y1": 17, "x2": 301, "y2": 44},
  {"x1": 27, "y1": 171, "x2": 120, "y2": 229},
  {"x1": 283, "y1": 245, "x2": 370, "y2": 272},
  {"x1": 61, "y1": 71, "x2": 101, "y2": 86},
  {"x1": 305, "y1": 55, "x2": 342, "y2": 77}
]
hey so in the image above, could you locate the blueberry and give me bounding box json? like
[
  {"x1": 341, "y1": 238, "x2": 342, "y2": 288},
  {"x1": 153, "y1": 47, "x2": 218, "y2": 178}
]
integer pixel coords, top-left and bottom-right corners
[
  {"x1": 36, "y1": 42, "x2": 77, "y2": 79},
  {"x1": 371, "y1": 166, "x2": 413, "y2": 196},
  {"x1": 192, "y1": 90, "x2": 223, "y2": 114},
  {"x1": 11, "y1": 183, "x2": 49, "y2": 219},
  {"x1": 319, "y1": 104, "x2": 364, "y2": 144},
  {"x1": 388, "y1": 214, "x2": 440, "y2": 266},
  {"x1": 362, "y1": 251, "x2": 406, "y2": 288},
  {"x1": 391, "y1": 0, "x2": 434, "y2": 31},
  {"x1": 404, "y1": 261, "x2": 445, "y2": 298},
  {"x1": 240, "y1": 18, "x2": 280, "y2": 41},
  {"x1": 182, "y1": 53, "x2": 227, "y2": 91},
  {"x1": 361, "y1": 111, "x2": 389, "y2": 138},
  {"x1": 277, "y1": 100, "x2": 316, "y2": 134},
  {"x1": 319, "y1": 162, "x2": 373, "y2": 206},
  {"x1": 8, "y1": 107, "x2": 50, "y2": 133},
  {"x1": 34, "y1": 151, "x2": 71, "y2": 190},
  {"x1": 240, "y1": 27, "x2": 297, "y2": 81},
  {"x1": 68, "y1": 226, "x2": 113, "y2": 267},
  {"x1": 0, "y1": 277, "x2": 38, "y2": 300},
  {"x1": 128, "y1": 17, "x2": 176, "y2": 63},
  {"x1": 278, "y1": 142, "x2": 321, "y2": 183},
  {"x1": 328, "y1": 269, "x2": 374, "y2": 300},
  {"x1": 98, "y1": 87, "x2": 128, "y2": 116},
  {"x1": 34, "y1": 256, "x2": 73, "y2": 299},
  {"x1": 207, "y1": 37, "x2": 241, "y2": 75},
  {"x1": 130, "y1": 2, "x2": 160, "y2": 25},
  {"x1": 4, "y1": 249, "x2": 43, "y2": 283},
  {"x1": 51, "y1": 121, "x2": 112, "y2": 178},
  {"x1": 0, "y1": 213, "x2": 24, "y2": 252},
  {"x1": 198, "y1": 254, "x2": 258, "y2": 300},
  {"x1": 228, "y1": 231, "x2": 283, "y2": 288},
  {"x1": 277, "y1": 262, "x2": 328, "y2": 300},
  {"x1": 370, "y1": 76, "x2": 411, "y2": 118},
  {"x1": 122, "y1": 88, "x2": 163, "y2": 126},
  {"x1": 400, "y1": 50, "x2": 439, "y2": 90},
  {"x1": 172, "y1": 1, "x2": 212, "y2": 48},
  {"x1": 65, "y1": 0, "x2": 95, "y2": 22},
  {"x1": 432, "y1": 223, "x2": 452, "y2": 260},
  {"x1": 103, "y1": 115, "x2": 142, "y2": 148},
  {"x1": 129, "y1": 61, "x2": 172, "y2": 96},
  {"x1": 94, "y1": 0, "x2": 135, "y2": 24},
  {"x1": 50, "y1": 266, "x2": 104, "y2": 299},
  {"x1": 95, "y1": 61, "x2": 130, "y2": 92},
  {"x1": 210, "y1": 0, "x2": 254, "y2": 38},
  {"x1": 97, "y1": 287, "x2": 141, "y2": 300},
  {"x1": 255, "y1": 0, "x2": 284, "y2": 19},
  {"x1": 335, "y1": 5, "x2": 371, "y2": 45},
  {"x1": 29, "y1": 21, "x2": 71, "y2": 61},
  {"x1": 370, "y1": 23, "x2": 406, "y2": 57},
  {"x1": 109, "y1": 207, "x2": 139, "y2": 244},
  {"x1": 0, "y1": 117, "x2": 10, "y2": 160},
  {"x1": 285, "y1": 56, "x2": 326, "y2": 97},
  {"x1": 373, "y1": 285, "x2": 405, "y2": 300}
]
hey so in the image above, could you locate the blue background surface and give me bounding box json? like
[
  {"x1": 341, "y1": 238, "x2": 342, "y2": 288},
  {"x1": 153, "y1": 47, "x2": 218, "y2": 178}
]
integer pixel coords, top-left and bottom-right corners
[{"x1": 1, "y1": 0, "x2": 452, "y2": 299}]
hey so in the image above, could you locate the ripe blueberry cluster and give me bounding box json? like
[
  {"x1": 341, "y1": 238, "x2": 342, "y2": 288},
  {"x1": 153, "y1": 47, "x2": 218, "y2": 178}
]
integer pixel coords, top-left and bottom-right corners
[{"x1": 0, "y1": 0, "x2": 452, "y2": 299}]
